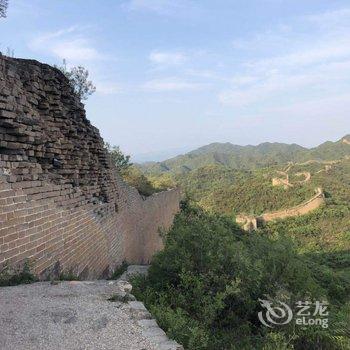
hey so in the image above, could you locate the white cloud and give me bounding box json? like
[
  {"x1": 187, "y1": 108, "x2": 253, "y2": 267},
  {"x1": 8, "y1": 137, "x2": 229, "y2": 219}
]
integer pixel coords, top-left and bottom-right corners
[
  {"x1": 28, "y1": 27, "x2": 122, "y2": 96},
  {"x1": 266, "y1": 93, "x2": 350, "y2": 118},
  {"x1": 185, "y1": 69, "x2": 221, "y2": 80},
  {"x1": 28, "y1": 26, "x2": 105, "y2": 62},
  {"x1": 142, "y1": 77, "x2": 202, "y2": 91},
  {"x1": 220, "y1": 8, "x2": 350, "y2": 109},
  {"x1": 305, "y1": 7, "x2": 350, "y2": 26},
  {"x1": 246, "y1": 40, "x2": 350, "y2": 71},
  {"x1": 230, "y1": 75, "x2": 259, "y2": 86},
  {"x1": 149, "y1": 50, "x2": 187, "y2": 65},
  {"x1": 219, "y1": 61, "x2": 350, "y2": 107},
  {"x1": 50, "y1": 39, "x2": 102, "y2": 61},
  {"x1": 95, "y1": 81, "x2": 122, "y2": 95}
]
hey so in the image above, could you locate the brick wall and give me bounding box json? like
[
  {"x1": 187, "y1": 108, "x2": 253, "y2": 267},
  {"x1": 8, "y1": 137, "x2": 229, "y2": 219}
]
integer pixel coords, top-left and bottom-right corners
[{"x1": 0, "y1": 55, "x2": 180, "y2": 279}]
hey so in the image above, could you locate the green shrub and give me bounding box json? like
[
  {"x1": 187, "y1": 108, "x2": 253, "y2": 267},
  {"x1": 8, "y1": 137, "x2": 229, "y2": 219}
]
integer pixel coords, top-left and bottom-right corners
[
  {"x1": 0, "y1": 260, "x2": 37, "y2": 287},
  {"x1": 132, "y1": 203, "x2": 350, "y2": 349},
  {"x1": 110, "y1": 261, "x2": 128, "y2": 280},
  {"x1": 59, "y1": 270, "x2": 80, "y2": 281}
]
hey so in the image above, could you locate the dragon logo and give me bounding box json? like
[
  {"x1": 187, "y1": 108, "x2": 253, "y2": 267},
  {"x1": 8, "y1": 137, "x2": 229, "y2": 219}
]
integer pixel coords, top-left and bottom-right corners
[{"x1": 258, "y1": 299, "x2": 293, "y2": 328}]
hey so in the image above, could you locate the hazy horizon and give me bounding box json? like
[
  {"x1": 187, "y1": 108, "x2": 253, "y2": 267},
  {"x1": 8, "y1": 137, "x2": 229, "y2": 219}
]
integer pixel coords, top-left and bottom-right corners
[{"x1": 133, "y1": 132, "x2": 350, "y2": 163}]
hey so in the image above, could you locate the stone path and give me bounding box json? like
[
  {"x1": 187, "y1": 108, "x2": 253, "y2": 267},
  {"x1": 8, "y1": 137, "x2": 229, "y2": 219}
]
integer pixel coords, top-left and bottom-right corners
[{"x1": 0, "y1": 275, "x2": 182, "y2": 350}]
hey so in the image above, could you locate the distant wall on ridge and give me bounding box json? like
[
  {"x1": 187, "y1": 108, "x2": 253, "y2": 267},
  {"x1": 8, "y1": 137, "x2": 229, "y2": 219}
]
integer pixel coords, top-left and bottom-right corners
[{"x1": 260, "y1": 187, "x2": 325, "y2": 222}]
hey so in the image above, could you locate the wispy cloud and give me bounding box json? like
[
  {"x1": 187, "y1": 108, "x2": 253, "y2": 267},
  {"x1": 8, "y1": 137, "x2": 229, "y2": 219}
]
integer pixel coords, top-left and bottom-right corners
[
  {"x1": 28, "y1": 27, "x2": 122, "y2": 95},
  {"x1": 246, "y1": 40, "x2": 350, "y2": 70},
  {"x1": 50, "y1": 38, "x2": 102, "y2": 61},
  {"x1": 220, "y1": 7, "x2": 350, "y2": 109},
  {"x1": 304, "y1": 7, "x2": 350, "y2": 26},
  {"x1": 142, "y1": 77, "x2": 203, "y2": 92},
  {"x1": 149, "y1": 50, "x2": 187, "y2": 65},
  {"x1": 28, "y1": 26, "x2": 105, "y2": 62},
  {"x1": 95, "y1": 81, "x2": 123, "y2": 95}
]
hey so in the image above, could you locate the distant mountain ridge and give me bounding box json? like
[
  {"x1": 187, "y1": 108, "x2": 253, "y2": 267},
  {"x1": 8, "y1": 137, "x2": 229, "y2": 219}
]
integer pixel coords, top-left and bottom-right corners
[{"x1": 139, "y1": 135, "x2": 350, "y2": 175}]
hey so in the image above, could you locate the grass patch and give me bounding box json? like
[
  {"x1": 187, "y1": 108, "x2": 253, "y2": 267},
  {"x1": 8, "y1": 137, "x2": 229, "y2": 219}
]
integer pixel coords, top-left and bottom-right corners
[
  {"x1": 59, "y1": 270, "x2": 80, "y2": 281},
  {"x1": 109, "y1": 261, "x2": 128, "y2": 280}
]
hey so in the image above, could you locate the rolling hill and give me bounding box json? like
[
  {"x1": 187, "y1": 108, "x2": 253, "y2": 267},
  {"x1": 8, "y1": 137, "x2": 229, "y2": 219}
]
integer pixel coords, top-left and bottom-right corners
[{"x1": 139, "y1": 135, "x2": 350, "y2": 175}]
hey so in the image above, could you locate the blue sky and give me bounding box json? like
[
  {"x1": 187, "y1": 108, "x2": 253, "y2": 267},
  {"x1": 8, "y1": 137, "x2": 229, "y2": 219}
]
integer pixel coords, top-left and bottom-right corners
[{"x1": 1, "y1": 0, "x2": 350, "y2": 161}]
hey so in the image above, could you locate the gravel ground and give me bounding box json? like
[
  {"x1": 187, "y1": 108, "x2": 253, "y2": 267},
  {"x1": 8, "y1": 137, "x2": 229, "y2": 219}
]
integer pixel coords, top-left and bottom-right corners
[{"x1": 0, "y1": 280, "x2": 158, "y2": 350}]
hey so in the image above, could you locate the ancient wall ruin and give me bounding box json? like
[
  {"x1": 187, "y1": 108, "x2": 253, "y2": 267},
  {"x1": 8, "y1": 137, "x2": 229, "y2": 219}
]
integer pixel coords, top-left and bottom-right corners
[
  {"x1": 260, "y1": 187, "x2": 325, "y2": 222},
  {"x1": 236, "y1": 188, "x2": 325, "y2": 231},
  {"x1": 0, "y1": 55, "x2": 180, "y2": 279}
]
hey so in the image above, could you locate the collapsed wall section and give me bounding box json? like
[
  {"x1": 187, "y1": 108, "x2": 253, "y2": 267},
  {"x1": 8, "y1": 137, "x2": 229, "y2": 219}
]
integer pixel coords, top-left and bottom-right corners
[{"x1": 0, "y1": 55, "x2": 180, "y2": 279}]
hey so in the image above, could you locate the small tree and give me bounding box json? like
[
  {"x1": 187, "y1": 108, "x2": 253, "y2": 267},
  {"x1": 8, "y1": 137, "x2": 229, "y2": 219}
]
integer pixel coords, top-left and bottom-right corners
[
  {"x1": 105, "y1": 143, "x2": 132, "y2": 172},
  {"x1": 56, "y1": 59, "x2": 96, "y2": 101},
  {"x1": 0, "y1": 0, "x2": 8, "y2": 18},
  {"x1": 122, "y1": 166, "x2": 158, "y2": 196}
]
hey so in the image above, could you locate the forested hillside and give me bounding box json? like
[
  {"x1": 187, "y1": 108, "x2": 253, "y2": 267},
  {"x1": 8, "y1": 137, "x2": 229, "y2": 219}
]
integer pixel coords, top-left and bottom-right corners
[
  {"x1": 260, "y1": 158, "x2": 350, "y2": 255},
  {"x1": 133, "y1": 203, "x2": 350, "y2": 350},
  {"x1": 135, "y1": 136, "x2": 350, "y2": 349},
  {"x1": 139, "y1": 135, "x2": 350, "y2": 175},
  {"x1": 172, "y1": 165, "x2": 315, "y2": 215},
  {"x1": 145, "y1": 143, "x2": 350, "y2": 277}
]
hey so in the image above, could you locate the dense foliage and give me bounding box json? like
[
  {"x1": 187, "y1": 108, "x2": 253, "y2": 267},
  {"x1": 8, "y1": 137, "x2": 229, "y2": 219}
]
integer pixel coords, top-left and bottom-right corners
[
  {"x1": 148, "y1": 157, "x2": 350, "y2": 256},
  {"x1": 136, "y1": 143, "x2": 350, "y2": 349},
  {"x1": 105, "y1": 143, "x2": 133, "y2": 172},
  {"x1": 105, "y1": 144, "x2": 160, "y2": 196},
  {"x1": 0, "y1": 261, "x2": 37, "y2": 287},
  {"x1": 259, "y1": 158, "x2": 350, "y2": 263},
  {"x1": 171, "y1": 164, "x2": 315, "y2": 215},
  {"x1": 122, "y1": 166, "x2": 161, "y2": 196},
  {"x1": 132, "y1": 203, "x2": 350, "y2": 349}
]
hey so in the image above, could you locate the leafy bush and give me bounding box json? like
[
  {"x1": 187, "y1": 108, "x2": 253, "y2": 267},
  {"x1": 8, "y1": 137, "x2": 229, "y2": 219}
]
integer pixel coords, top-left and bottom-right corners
[
  {"x1": 132, "y1": 203, "x2": 350, "y2": 349},
  {"x1": 123, "y1": 166, "x2": 160, "y2": 196},
  {"x1": 0, "y1": 260, "x2": 37, "y2": 287},
  {"x1": 105, "y1": 143, "x2": 132, "y2": 172},
  {"x1": 109, "y1": 261, "x2": 128, "y2": 280}
]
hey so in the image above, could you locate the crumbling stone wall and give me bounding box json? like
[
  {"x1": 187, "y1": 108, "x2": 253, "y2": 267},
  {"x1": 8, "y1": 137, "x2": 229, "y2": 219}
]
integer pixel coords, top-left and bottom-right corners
[
  {"x1": 236, "y1": 188, "x2": 325, "y2": 231},
  {"x1": 0, "y1": 55, "x2": 180, "y2": 279},
  {"x1": 260, "y1": 187, "x2": 325, "y2": 222}
]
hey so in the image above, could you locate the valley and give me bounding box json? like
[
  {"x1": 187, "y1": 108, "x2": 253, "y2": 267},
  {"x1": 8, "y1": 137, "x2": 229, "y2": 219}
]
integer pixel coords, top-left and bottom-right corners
[
  {"x1": 140, "y1": 135, "x2": 350, "y2": 263},
  {"x1": 133, "y1": 135, "x2": 350, "y2": 349}
]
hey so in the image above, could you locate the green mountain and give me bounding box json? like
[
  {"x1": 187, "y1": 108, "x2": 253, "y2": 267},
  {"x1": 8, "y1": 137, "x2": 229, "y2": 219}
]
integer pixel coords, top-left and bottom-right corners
[
  {"x1": 137, "y1": 135, "x2": 350, "y2": 350},
  {"x1": 174, "y1": 164, "x2": 315, "y2": 216},
  {"x1": 139, "y1": 135, "x2": 350, "y2": 175},
  {"x1": 300, "y1": 135, "x2": 350, "y2": 161}
]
